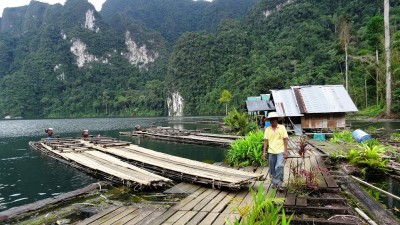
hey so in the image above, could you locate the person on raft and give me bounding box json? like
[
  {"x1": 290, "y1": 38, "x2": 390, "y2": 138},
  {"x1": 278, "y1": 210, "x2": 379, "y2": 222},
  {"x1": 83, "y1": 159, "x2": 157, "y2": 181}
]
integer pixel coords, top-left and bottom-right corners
[
  {"x1": 45, "y1": 128, "x2": 54, "y2": 139},
  {"x1": 82, "y1": 130, "x2": 89, "y2": 138},
  {"x1": 262, "y1": 112, "x2": 288, "y2": 191}
]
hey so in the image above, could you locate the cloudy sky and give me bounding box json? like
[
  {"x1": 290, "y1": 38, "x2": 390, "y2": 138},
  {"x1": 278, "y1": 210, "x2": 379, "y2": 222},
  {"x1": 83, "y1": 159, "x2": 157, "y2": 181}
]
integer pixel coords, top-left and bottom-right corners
[{"x1": 0, "y1": 0, "x2": 106, "y2": 16}]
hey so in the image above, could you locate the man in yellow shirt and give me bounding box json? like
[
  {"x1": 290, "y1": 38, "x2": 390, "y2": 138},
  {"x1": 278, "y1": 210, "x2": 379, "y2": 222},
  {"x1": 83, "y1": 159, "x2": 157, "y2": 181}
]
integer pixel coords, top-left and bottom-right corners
[{"x1": 262, "y1": 112, "x2": 288, "y2": 191}]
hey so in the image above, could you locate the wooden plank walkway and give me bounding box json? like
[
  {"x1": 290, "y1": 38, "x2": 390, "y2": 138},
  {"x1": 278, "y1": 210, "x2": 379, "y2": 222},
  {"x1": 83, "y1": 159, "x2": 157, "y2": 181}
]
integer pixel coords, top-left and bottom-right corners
[{"x1": 79, "y1": 141, "x2": 346, "y2": 225}]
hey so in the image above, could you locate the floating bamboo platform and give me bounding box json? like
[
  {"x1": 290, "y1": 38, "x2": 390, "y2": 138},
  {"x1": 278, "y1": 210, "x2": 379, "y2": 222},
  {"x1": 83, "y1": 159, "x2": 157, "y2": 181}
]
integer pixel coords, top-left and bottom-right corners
[
  {"x1": 82, "y1": 137, "x2": 262, "y2": 189},
  {"x1": 30, "y1": 137, "x2": 261, "y2": 190},
  {"x1": 29, "y1": 138, "x2": 172, "y2": 188},
  {"x1": 120, "y1": 128, "x2": 238, "y2": 147}
]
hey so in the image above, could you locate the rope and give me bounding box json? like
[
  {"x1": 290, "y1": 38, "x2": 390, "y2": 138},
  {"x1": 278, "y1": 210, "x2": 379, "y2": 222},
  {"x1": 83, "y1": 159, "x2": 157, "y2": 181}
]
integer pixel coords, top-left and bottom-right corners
[{"x1": 96, "y1": 182, "x2": 102, "y2": 191}]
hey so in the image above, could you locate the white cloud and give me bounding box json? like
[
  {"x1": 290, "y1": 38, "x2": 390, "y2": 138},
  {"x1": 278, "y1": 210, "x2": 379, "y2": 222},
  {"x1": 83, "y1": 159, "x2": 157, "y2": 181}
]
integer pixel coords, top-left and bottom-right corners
[{"x1": 0, "y1": 0, "x2": 106, "y2": 16}]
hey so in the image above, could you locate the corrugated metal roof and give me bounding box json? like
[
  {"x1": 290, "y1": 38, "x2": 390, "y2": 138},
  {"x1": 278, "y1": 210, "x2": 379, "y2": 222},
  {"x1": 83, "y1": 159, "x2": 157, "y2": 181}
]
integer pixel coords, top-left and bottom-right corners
[
  {"x1": 245, "y1": 100, "x2": 275, "y2": 112},
  {"x1": 247, "y1": 96, "x2": 261, "y2": 101},
  {"x1": 292, "y1": 85, "x2": 358, "y2": 113},
  {"x1": 261, "y1": 94, "x2": 270, "y2": 101},
  {"x1": 271, "y1": 89, "x2": 303, "y2": 117}
]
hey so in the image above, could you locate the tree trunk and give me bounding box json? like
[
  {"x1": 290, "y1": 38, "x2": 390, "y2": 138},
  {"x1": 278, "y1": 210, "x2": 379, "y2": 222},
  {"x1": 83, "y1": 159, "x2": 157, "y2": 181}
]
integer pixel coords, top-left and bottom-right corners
[
  {"x1": 376, "y1": 48, "x2": 379, "y2": 105},
  {"x1": 345, "y1": 43, "x2": 349, "y2": 91},
  {"x1": 365, "y1": 74, "x2": 368, "y2": 108},
  {"x1": 225, "y1": 104, "x2": 228, "y2": 116},
  {"x1": 384, "y1": 0, "x2": 392, "y2": 117}
]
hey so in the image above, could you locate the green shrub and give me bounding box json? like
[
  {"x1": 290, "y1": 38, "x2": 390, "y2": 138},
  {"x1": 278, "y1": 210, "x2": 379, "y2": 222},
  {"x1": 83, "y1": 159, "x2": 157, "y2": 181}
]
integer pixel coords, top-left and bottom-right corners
[
  {"x1": 226, "y1": 185, "x2": 292, "y2": 225},
  {"x1": 224, "y1": 109, "x2": 258, "y2": 136},
  {"x1": 226, "y1": 130, "x2": 265, "y2": 167},
  {"x1": 357, "y1": 105, "x2": 383, "y2": 117},
  {"x1": 330, "y1": 130, "x2": 356, "y2": 144},
  {"x1": 391, "y1": 132, "x2": 400, "y2": 141},
  {"x1": 346, "y1": 143, "x2": 389, "y2": 176}
]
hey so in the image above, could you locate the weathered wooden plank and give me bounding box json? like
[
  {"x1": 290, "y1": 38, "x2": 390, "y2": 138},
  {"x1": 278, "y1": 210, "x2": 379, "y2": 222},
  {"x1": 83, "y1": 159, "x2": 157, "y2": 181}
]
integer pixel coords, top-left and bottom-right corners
[
  {"x1": 296, "y1": 196, "x2": 307, "y2": 206},
  {"x1": 124, "y1": 209, "x2": 154, "y2": 224},
  {"x1": 101, "y1": 207, "x2": 137, "y2": 225},
  {"x1": 309, "y1": 156, "x2": 327, "y2": 188},
  {"x1": 150, "y1": 208, "x2": 178, "y2": 225},
  {"x1": 192, "y1": 189, "x2": 221, "y2": 211},
  {"x1": 222, "y1": 188, "x2": 250, "y2": 214},
  {"x1": 284, "y1": 193, "x2": 296, "y2": 206},
  {"x1": 187, "y1": 211, "x2": 208, "y2": 224},
  {"x1": 285, "y1": 206, "x2": 350, "y2": 215},
  {"x1": 201, "y1": 191, "x2": 229, "y2": 212},
  {"x1": 186, "y1": 184, "x2": 202, "y2": 194},
  {"x1": 315, "y1": 157, "x2": 338, "y2": 188},
  {"x1": 139, "y1": 209, "x2": 168, "y2": 225},
  {"x1": 163, "y1": 211, "x2": 187, "y2": 223},
  {"x1": 290, "y1": 218, "x2": 356, "y2": 225},
  {"x1": 212, "y1": 192, "x2": 236, "y2": 213},
  {"x1": 243, "y1": 166, "x2": 255, "y2": 173},
  {"x1": 111, "y1": 208, "x2": 145, "y2": 225},
  {"x1": 173, "y1": 211, "x2": 197, "y2": 225},
  {"x1": 198, "y1": 212, "x2": 219, "y2": 225},
  {"x1": 164, "y1": 182, "x2": 186, "y2": 194},
  {"x1": 172, "y1": 187, "x2": 207, "y2": 210},
  {"x1": 212, "y1": 213, "x2": 239, "y2": 225},
  {"x1": 88, "y1": 206, "x2": 127, "y2": 224},
  {"x1": 181, "y1": 189, "x2": 215, "y2": 211},
  {"x1": 282, "y1": 158, "x2": 292, "y2": 188},
  {"x1": 77, "y1": 206, "x2": 120, "y2": 225}
]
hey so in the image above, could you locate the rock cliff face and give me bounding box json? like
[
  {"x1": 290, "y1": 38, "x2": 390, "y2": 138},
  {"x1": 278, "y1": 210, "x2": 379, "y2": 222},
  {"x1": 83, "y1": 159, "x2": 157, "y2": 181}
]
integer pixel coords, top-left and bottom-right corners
[
  {"x1": 263, "y1": 0, "x2": 296, "y2": 17},
  {"x1": 84, "y1": 9, "x2": 99, "y2": 32},
  {"x1": 123, "y1": 31, "x2": 159, "y2": 69},
  {"x1": 70, "y1": 39, "x2": 109, "y2": 67}
]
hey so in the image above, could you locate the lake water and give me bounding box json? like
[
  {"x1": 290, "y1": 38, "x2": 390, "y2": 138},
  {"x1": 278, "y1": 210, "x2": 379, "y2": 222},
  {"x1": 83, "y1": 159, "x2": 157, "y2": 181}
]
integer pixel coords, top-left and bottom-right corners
[{"x1": 0, "y1": 117, "x2": 225, "y2": 211}]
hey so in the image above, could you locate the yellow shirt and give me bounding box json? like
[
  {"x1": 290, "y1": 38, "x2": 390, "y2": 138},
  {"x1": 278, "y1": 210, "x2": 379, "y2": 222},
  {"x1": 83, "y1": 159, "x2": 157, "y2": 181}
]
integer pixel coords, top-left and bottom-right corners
[{"x1": 264, "y1": 124, "x2": 288, "y2": 154}]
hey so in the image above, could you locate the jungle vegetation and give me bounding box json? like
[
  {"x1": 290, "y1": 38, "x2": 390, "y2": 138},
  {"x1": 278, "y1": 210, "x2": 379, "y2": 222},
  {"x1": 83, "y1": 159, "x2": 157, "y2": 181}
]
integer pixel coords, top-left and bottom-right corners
[{"x1": 0, "y1": 0, "x2": 399, "y2": 118}]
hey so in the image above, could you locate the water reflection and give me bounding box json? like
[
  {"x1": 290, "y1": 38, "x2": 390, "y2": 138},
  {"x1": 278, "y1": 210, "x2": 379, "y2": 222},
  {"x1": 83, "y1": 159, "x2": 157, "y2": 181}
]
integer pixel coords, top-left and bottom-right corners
[
  {"x1": 366, "y1": 177, "x2": 400, "y2": 218},
  {"x1": 0, "y1": 117, "x2": 224, "y2": 211}
]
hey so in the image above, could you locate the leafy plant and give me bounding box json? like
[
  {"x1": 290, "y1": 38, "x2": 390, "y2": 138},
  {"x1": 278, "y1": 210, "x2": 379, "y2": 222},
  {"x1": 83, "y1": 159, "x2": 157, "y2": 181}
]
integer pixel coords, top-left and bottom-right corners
[
  {"x1": 346, "y1": 143, "x2": 389, "y2": 176},
  {"x1": 226, "y1": 131, "x2": 266, "y2": 167},
  {"x1": 288, "y1": 162, "x2": 320, "y2": 195},
  {"x1": 224, "y1": 108, "x2": 259, "y2": 136},
  {"x1": 330, "y1": 130, "x2": 356, "y2": 144},
  {"x1": 297, "y1": 135, "x2": 309, "y2": 158},
  {"x1": 226, "y1": 185, "x2": 293, "y2": 225},
  {"x1": 391, "y1": 132, "x2": 400, "y2": 142}
]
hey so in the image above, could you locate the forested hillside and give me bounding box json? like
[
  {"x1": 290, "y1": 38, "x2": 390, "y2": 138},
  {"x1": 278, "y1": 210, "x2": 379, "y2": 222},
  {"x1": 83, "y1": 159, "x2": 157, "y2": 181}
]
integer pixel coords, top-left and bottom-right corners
[
  {"x1": 0, "y1": 0, "x2": 399, "y2": 118},
  {"x1": 167, "y1": 0, "x2": 400, "y2": 115}
]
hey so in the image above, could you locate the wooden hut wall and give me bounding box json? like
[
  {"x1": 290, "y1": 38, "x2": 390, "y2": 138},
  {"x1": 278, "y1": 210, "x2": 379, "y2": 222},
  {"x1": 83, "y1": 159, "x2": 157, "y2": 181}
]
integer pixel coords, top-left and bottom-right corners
[{"x1": 301, "y1": 113, "x2": 346, "y2": 129}]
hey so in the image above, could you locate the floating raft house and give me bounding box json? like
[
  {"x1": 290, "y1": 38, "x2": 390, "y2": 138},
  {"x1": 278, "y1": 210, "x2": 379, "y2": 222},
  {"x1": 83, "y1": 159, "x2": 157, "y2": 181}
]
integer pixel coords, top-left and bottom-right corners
[{"x1": 30, "y1": 137, "x2": 261, "y2": 189}]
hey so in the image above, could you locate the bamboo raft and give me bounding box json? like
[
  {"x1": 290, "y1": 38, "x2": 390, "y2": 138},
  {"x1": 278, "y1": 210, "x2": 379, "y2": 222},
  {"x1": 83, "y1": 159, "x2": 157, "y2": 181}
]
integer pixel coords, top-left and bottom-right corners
[
  {"x1": 120, "y1": 129, "x2": 237, "y2": 147},
  {"x1": 82, "y1": 137, "x2": 262, "y2": 189},
  {"x1": 30, "y1": 137, "x2": 261, "y2": 189},
  {"x1": 29, "y1": 138, "x2": 172, "y2": 188}
]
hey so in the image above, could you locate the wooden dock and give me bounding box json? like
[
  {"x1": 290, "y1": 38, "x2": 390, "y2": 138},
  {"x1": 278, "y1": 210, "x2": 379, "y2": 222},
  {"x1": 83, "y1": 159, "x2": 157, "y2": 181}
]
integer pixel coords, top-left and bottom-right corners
[{"x1": 77, "y1": 147, "x2": 357, "y2": 225}]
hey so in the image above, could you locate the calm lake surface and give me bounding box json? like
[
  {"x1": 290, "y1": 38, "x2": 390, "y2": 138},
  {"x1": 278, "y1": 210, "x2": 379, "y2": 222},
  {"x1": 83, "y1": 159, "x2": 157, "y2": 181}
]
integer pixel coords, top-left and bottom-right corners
[{"x1": 0, "y1": 117, "x2": 224, "y2": 211}]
